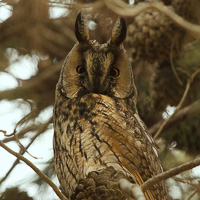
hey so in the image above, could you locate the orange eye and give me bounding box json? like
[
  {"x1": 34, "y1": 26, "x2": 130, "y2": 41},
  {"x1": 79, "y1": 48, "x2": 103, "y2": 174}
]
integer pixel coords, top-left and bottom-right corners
[
  {"x1": 110, "y1": 67, "x2": 120, "y2": 77},
  {"x1": 76, "y1": 65, "x2": 86, "y2": 74}
]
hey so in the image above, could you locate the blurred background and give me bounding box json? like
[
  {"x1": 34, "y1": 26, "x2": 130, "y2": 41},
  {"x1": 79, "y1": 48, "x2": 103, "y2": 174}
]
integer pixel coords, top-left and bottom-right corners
[{"x1": 0, "y1": 0, "x2": 200, "y2": 199}]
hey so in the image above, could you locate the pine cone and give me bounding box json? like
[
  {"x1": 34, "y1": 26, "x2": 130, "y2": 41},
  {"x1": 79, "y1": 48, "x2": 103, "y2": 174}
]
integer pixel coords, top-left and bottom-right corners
[
  {"x1": 70, "y1": 167, "x2": 133, "y2": 200},
  {"x1": 126, "y1": 8, "x2": 173, "y2": 63},
  {"x1": 126, "y1": 0, "x2": 197, "y2": 64},
  {"x1": 127, "y1": 0, "x2": 200, "y2": 111}
]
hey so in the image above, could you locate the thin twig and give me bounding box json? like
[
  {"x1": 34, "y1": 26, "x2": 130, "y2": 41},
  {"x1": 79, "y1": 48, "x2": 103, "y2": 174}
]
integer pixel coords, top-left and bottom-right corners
[
  {"x1": 174, "y1": 177, "x2": 200, "y2": 199},
  {"x1": 154, "y1": 79, "x2": 189, "y2": 138},
  {"x1": 141, "y1": 156, "x2": 200, "y2": 192},
  {"x1": 0, "y1": 130, "x2": 6, "y2": 134},
  {"x1": 187, "y1": 190, "x2": 197, "y2": 200},
  {"x1": 2, "y1": 124, "x2": 42, "y2": 143},
  {"x1": 0, "y1": 133, "x2": 39, "y2": 184},
  {"x1": 0, "y1": 118, "x2": 52, "y2": 184},
  {"x1": 154, "y1": 69, "x2": 200, "y2": 139},
  {"x1": 14, "y1": 132, "x2": 38, "y2": 159},
  {"x1": 149, "y1": 100, "x2": 200, "y2": 136},
  {"x1": 14, "y1": 117, "x2": 52, "y2": 159},
  {"x1": 174, "y1": 177, "x2": 197, "y2": 188},
  {"x1": 103, "y1": 0, "x2": 200, "y2": 35},
  {"x1": 1, "y1": 110, "x2": 42, "y2": 159},
  {"x1": 170, "y1": 39, "x2": 183, "y2": 86},
  {"x1": 120, "y1": 157, "x2": 200, "y2": 198},
  {"x1": 2, "y1": 111, "x2": 36, "y2": 137},
  {"x1": 0, "y1": 140, "x2": 68, "y2": 200}
]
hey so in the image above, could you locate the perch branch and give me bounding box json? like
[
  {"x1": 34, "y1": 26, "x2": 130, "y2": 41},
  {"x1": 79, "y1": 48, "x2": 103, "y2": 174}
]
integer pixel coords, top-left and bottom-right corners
[
  {"x1": 0, "y1": 140, "x2": 68, "y2": 200},
  {"x1": 120, "y1": 157, "x2": 200, "y2": 199},
  {"x1": 142, "y1": 156, "x2": 200, "y2": 192}
]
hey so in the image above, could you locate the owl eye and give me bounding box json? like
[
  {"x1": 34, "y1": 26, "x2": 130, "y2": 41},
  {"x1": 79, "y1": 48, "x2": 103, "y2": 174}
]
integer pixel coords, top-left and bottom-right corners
[
  {"x1": 76, "y1": 65, "x2": 86, "y2": 74},
  {"x1": 110, "y1": 67, "x2": 120, "y2": 77}
]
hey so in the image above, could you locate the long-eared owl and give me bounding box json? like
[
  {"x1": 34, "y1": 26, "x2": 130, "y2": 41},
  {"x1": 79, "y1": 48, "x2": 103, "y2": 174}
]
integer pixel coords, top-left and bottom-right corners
[{"x1": 53, "y1": 13, "x2": 167, "y2": 199}]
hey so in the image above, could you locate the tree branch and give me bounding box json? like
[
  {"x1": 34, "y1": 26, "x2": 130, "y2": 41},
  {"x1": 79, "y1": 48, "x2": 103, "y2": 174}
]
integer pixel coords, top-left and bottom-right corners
[
  {"x1": 149, "y1": 100, "x2": 200, "y2": 136},
  {"x1": 103, "y1": 0, "x2": 200, "y2": 35},
  {"x1": 187, "y1": 190, "x2": 197, "y2": 200},
  {"x1": 119, "y1": 156, "x2": 200, "y2": 199},
  {"x1": 0, "y1": 118, "x2": 52, "y2": 184},
  {"x1": 153, "y1": 69, "x2": 200, "y2": 139},
  {"x1": 173, "y1": 177, "x2": 199, "y2": 189},
  {"x1": 0, "y1": 140, "x2": 68, "y2": 200},
  {"x1": 142, "y1": 156, "x2": 200, "y2": 192}
]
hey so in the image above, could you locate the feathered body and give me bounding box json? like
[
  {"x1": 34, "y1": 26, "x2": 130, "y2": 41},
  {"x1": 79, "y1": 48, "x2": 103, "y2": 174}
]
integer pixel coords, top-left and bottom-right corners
[{"x1": 53, "y1": 13, "x2": 167, "y2": 199}]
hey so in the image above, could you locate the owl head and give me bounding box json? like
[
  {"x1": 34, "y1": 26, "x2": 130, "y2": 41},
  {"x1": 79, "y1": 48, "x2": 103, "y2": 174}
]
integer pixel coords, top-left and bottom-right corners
[{"x1": 57, "y1": 13, "x2": 136, "y2": 100}]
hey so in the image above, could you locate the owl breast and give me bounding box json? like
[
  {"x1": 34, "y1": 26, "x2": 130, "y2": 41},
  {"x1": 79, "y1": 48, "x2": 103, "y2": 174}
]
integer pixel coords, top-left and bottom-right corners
[{"x1": 54, "y1": 94, "x2": 129, "y2": 195}]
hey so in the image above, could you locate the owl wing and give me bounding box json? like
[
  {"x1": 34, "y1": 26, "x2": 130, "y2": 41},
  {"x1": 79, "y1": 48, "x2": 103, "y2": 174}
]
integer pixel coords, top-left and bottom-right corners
[
  {"x1": 101, "y1": 125, "x2": 165, "y2": 200},
  {"x1": 110, "y1": 129, "x2": 162, "y2": 200},
  {"x1": 90, "y1": 96, "x2": 166, "y2": 199},
  {"x1": 132, "y1": 170, "x2": 155, "y2": 200}
]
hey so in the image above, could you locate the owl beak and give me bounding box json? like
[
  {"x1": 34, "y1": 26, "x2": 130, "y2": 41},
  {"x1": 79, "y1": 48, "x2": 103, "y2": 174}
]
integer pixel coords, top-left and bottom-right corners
[{"x1": 87, "y1": 76, "x2": 108, "y2": 94}]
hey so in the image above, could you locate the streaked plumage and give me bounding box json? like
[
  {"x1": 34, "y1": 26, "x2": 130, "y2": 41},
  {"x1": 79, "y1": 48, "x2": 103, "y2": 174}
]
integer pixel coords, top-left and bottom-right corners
[{"x1": 53, "y1": 13, "x2": 167, "y2": 199}]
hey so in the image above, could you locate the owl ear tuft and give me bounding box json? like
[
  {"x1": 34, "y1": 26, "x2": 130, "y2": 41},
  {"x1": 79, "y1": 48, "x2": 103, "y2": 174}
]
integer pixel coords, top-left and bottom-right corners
[
  {"x1": 110, "y1": 17, "x2": 127, "y2": 46},
  {"x1": 75, "y1": 12, "x2": 89, "y2": 43}
]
